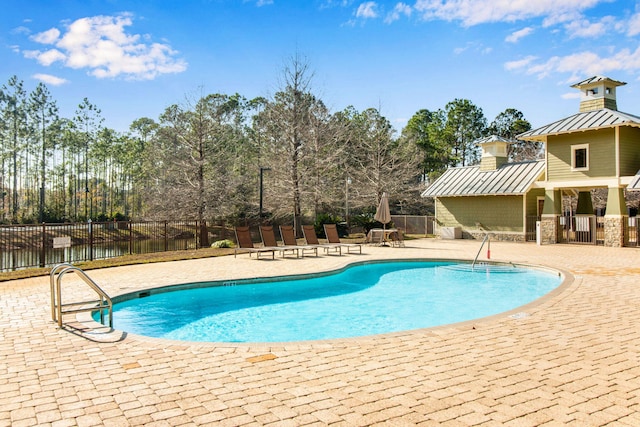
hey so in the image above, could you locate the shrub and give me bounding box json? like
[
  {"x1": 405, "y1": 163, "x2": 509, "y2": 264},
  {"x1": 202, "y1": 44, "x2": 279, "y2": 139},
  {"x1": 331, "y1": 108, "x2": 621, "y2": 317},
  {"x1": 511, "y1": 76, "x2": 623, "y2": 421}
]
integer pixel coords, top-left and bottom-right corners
[
  {"x1": 211, "y1": 239, "x2": 235, "y2": 248},
  {"x1": 314, "y1": 213, "x2": 348, "y2": 237},
  {"x1": 350, "y1": 213, "x2": 393, "y2": 233}
]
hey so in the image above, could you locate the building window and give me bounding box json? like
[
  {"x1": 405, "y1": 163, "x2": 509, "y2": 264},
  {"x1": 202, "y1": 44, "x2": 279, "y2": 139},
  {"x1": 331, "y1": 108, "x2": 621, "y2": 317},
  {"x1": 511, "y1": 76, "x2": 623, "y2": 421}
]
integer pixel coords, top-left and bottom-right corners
[{"x1": 571, "y1": 144, "x2": 589, "y2": 171}]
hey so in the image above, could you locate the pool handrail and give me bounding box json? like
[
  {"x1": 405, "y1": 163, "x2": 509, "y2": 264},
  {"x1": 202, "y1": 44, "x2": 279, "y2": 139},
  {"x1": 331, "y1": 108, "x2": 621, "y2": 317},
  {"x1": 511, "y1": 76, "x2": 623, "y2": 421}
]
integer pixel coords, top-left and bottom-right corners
[
  {"x1": 50, "y1": 263, "x2": 113, "y2": 329},
  {"x1": 472, "y1": 233, "x2": 490, "y2": 270}
]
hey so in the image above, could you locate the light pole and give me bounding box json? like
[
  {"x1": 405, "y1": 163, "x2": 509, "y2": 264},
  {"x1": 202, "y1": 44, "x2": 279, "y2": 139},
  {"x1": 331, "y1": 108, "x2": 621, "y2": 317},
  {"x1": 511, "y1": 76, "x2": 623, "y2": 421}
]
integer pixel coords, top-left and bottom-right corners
[
  {"x1": 259, "y1": 167, "x2": 271, "y2": 218},
  {"x1": 345, "y1": 177, "x2": 352, "y2": 229}
]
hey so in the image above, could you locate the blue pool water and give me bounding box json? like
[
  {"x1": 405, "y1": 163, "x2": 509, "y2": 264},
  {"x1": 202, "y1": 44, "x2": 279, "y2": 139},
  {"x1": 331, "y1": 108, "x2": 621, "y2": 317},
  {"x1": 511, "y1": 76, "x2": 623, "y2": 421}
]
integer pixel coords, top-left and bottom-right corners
[{"x1": 107, "y1": 261, "x2": 562, "y2": 342}]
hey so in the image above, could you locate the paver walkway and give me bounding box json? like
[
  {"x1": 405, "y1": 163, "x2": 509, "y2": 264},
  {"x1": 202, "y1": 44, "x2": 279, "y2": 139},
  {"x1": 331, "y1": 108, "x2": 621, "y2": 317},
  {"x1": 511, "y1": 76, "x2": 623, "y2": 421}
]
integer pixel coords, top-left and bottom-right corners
[{"x1": 1, "y1": 239, "x2": 640, "y2": 426}]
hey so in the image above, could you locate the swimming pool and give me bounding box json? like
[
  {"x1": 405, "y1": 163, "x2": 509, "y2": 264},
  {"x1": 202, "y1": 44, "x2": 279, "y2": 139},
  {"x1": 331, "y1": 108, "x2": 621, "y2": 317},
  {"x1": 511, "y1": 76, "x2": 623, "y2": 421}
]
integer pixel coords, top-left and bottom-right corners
[{"x1": 107, "y1": 260, "x2": 563, "y2": 343}]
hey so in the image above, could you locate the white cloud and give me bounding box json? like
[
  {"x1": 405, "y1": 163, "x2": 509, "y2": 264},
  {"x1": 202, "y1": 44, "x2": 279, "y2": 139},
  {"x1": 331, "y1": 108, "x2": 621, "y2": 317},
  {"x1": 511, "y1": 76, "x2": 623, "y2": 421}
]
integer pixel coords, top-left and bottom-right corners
[
  {"x1": 32, "y1": 73, "x2": 68, "y2": 86},
  {"x1": 454, "y1": 41, "x2": 490, "y2": 55},
  {"x1": 256, "y1": 0, "x2": 273, "y2": 6},
  {"x1": 453, "y1": 46, "x2": 467, "y2": 55},
  {"x1": 30, "y1": 28, "x2": 60, "y2": 44},
  {"x1": 356, "y1": 2, "x2": 378, "y2": 19},
  {"x1": 509, "y1": 47, "x2": 640, "y2": 79},
  {"x1": 23, "y1": 14, "x2": 187, "y2": 80},
  {"x1": 627, "y1": 12, "x2": 640, "y2": 36},
  {"x1": 384, "y1": 3, "x2": 412, "y2": 24},
  {"x1": 505, "y1": 27, "x2": 534, "y2": 43},
  {"x1": 11, "y1": 26, "x2": 31, "y2": 35},
  {"x1": 413, "y1": 0, "x2": 603, "y2": 27},
  {"x1": 335, "y1": 0, "x2": 640, "y2": 85},
  {"x1": 564, "y1": 16, "x2": 615, "y2": 38},
  {"x1": 504, "y1": 55, "x2": 537, "y2": 71},
  {"x1": 24, "y1": 48, "x2": 66, "y2": 66},
  {"x1": 540, "y1": 10, "x2": 582, "y2": 27}
]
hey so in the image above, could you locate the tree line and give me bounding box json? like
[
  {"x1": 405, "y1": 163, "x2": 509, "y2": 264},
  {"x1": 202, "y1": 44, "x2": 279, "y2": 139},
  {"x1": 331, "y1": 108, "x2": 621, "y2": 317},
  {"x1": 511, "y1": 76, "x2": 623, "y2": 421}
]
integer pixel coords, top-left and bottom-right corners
[{"x1": 0, "y1": 56, "x2": 540, "y2": 227}]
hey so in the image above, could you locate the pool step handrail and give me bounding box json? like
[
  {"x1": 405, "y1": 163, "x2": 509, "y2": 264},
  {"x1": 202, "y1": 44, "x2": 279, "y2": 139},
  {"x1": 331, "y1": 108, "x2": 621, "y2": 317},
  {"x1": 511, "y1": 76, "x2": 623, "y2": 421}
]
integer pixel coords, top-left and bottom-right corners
[
  {"x1": 472, "y1": 234, "x2": 489, "y2": 270},
  {"x1": 50, "y1": 263, "x2": 113, "y2": 329}
]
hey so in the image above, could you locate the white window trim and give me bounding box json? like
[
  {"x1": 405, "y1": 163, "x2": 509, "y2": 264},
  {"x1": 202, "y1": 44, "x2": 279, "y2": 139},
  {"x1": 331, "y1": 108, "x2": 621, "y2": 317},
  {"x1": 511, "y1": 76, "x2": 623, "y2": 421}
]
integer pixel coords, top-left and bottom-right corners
[{"x1": 571, "y1": 143, "x2": 589, "y2": 171}]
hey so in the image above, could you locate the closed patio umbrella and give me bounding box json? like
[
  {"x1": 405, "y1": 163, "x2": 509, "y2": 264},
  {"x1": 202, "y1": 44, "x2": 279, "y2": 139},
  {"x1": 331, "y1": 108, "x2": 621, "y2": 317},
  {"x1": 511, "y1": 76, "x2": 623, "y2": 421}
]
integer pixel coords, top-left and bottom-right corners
[{"x1": 374, "y1": 192, "x2": 391, "y2": 245}]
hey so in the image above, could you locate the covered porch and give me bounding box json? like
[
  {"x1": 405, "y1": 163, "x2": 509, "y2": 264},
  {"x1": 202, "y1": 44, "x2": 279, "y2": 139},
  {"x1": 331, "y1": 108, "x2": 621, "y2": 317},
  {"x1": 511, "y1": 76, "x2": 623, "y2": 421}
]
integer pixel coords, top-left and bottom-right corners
[{"x1": 538, "y1": 184, "x2": 639, "y2": 247}]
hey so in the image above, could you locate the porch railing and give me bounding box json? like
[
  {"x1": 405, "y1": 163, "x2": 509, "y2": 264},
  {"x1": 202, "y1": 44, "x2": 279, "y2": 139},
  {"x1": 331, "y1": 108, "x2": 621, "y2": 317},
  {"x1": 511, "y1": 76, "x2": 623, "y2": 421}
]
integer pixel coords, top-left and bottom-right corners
[
  {"x1": 557, "y1": 215, "x2": 598, "y2": 245},
  {"x1": 624, "y1": 216, "x2": 639, "y2": 247},
  {"x1": 525, "y1": 216, "x2": 539, "y2": 242}
]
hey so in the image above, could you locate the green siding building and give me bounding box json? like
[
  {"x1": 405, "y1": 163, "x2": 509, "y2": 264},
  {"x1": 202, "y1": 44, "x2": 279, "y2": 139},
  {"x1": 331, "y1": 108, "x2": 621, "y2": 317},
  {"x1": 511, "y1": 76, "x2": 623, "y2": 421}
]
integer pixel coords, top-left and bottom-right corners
[
  {"x1": 423, "y1": 76, "x2": 640, "y2": 247},
  {"x1": 422, "y1": 136, "x2": 545, "y2": 242}
]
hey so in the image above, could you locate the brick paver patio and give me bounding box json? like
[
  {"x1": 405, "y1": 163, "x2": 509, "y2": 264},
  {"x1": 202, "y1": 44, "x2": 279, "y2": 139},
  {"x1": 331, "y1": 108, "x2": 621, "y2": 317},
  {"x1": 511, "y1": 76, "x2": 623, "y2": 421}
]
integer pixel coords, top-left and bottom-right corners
[{"x1": 1, "y1": 238, "x2": 639, "y2": 426}]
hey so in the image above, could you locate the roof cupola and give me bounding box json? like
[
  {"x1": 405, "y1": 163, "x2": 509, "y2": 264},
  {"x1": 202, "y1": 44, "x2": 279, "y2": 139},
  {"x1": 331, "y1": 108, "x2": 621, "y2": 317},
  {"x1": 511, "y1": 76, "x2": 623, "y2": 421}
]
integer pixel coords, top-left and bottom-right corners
[
  {"x1": 571, "y1": 76, "x2": 626, "y2": 112},
  {"x1": 477, "y1": 135, "x2": 511, "y2": 171}
]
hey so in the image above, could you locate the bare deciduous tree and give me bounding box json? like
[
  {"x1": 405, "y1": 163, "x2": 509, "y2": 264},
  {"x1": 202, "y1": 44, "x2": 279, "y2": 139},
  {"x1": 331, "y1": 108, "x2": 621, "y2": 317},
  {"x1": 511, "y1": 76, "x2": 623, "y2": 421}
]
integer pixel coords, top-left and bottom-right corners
[
  {"x1": 149, "y1": 92, "x2": 249, "y2": 245},
  {"x1": 255, "y1": 55, "x2": 329, "y2": 234},
  {"x1": 347, "y1": 107, "x2": 422, "y2": 209}
]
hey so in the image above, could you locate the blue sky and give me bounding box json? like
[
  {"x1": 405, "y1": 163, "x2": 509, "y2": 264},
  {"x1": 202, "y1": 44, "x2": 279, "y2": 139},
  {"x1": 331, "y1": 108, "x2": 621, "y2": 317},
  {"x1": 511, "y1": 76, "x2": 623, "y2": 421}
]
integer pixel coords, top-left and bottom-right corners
[{"x1": 2, "y1": 0, "x2": 640, "y2": 133}]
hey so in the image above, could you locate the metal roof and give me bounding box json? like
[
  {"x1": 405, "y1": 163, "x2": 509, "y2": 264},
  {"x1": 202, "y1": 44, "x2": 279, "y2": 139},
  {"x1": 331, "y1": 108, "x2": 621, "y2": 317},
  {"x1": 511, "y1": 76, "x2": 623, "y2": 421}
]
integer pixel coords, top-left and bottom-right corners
[
  {"x1": 421, "y1": 160, "x2": 545, "y2": 198},
  {"x1": 629, "y1": 171, "x2": 640, "y2": 191},
  {"x1": 570, "y1": 75, "x2": 626, "y2": 88},
  {"x1": 518, "y1": 108, "x2": 640, "y2": 142},
  {"x1": 475, "y1": 135, "x2": 514, "y2": 145}
]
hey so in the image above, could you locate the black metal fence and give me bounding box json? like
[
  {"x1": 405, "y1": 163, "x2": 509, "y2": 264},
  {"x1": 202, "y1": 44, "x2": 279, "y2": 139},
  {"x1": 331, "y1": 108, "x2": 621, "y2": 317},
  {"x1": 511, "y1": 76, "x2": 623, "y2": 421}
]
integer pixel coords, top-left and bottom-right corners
[{"x1": 0, "y1": 220, "x2": 234, "y2": 272}]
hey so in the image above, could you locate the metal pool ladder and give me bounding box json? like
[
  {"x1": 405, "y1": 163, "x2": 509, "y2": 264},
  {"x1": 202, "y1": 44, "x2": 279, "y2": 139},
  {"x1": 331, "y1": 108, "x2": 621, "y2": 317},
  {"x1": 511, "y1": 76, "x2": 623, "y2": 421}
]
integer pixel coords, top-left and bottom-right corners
[{"x1": 50, "y1": 263, "x2": 113, "y2": 329}]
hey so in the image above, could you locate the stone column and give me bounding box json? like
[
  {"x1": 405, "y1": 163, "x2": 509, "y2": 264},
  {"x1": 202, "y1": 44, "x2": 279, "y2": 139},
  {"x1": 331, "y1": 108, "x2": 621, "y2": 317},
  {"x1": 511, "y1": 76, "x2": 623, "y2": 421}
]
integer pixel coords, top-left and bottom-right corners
[
  {"x1": 540, "y1": 189, "x2": 562, "y2": 244},
  {"x1": 604, "y1": 187, "x2": 627, "y2": 247},
  {"x1": 604, "y1": 217, "x2": 625, "y2": 247},
  {"x1": 540, "y1": 215, "x2": 558, "y2": 244}
]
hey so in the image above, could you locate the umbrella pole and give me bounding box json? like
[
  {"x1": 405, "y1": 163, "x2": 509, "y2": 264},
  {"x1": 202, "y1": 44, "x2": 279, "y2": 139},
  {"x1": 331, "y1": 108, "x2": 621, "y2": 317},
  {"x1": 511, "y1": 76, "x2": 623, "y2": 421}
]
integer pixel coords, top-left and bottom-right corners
[{"x1": 382, "y1": 223, "x2": 388, "y2": 246}]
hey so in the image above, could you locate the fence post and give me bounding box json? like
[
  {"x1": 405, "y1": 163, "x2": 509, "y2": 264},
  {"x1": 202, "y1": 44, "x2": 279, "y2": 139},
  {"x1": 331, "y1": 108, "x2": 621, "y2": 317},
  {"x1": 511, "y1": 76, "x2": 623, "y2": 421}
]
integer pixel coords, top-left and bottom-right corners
[
  {"x1": 88, "y1": 219, "x2": 94, "y2": 261},
  {"x1": 129, "y1": 220, "x2": 133, "y2": 254},
  {"x1": 199, "y1": 220, "x2": 209, "y2": 249},
  {"x1": 40, "y1": 222, "x2": 46, "y2": 268},
  {"x1": 0, "y1": 227, "x2": 3, "y2": 271},
  {"x1": 196, "y1": 220, "x2": 200, "y2": 249},
  {"x1": 164, "y1": 221, "x2": 168, "y2": 251}
]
